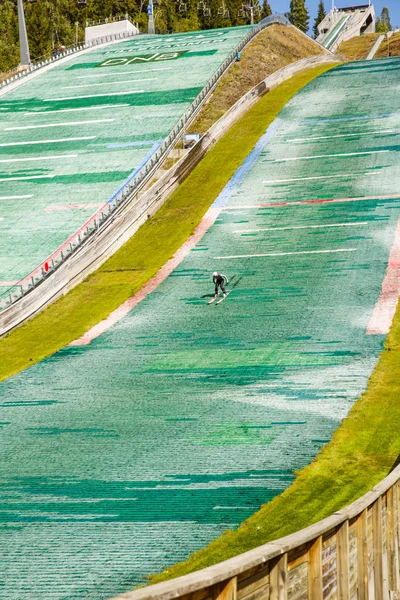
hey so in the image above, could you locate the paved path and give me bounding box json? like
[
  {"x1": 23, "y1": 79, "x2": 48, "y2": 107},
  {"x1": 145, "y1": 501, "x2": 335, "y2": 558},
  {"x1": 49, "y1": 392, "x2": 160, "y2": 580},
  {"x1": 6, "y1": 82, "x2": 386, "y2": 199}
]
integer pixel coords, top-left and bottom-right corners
[{"x1": 0, "y1": 58, "x2": 400, "y2": 599}]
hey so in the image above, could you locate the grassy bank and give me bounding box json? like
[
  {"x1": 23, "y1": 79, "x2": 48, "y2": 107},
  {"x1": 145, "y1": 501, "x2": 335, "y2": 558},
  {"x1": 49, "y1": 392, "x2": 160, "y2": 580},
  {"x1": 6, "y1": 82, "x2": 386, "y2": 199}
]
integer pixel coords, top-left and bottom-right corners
[
  {"x1": 191, "y1": 24, "x2": 325, "y2": 135},
  {"x1": 0, "y1": 63, "x2": 336, "y2": 383},
  {"x1": 338, "y1": 33, "x2": 379, "y2": 60},
  {"x1": 375, "y1": 32, "x2": 400, "y2": 58},
  {"x1": 149, "y1": 289, "x2": 400, "y2": 585}
]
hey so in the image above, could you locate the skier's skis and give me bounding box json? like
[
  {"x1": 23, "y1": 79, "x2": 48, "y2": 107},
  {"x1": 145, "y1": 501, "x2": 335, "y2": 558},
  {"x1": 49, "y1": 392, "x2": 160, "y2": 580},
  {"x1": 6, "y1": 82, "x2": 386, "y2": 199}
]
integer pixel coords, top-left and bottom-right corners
[
  {"x1": 215, "y1": 291, "x2": 231, "y2": 305},
  {"x1": 208, "y1": 292, "x2": 221, "y2": 305}
]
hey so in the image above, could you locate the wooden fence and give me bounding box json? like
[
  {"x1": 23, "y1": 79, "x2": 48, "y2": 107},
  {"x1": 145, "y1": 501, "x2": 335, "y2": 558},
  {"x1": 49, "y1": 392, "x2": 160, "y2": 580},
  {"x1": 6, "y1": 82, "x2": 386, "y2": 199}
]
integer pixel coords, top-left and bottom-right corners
[{"x1": 110, "y1": 465, "x2": 400, "y2": 600}]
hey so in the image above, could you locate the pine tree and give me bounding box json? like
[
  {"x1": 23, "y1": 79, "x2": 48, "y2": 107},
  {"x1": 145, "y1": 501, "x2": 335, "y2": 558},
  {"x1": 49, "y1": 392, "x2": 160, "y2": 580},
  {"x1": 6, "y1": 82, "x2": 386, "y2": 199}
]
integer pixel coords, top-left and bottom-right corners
[
  {"x1": 287, "y1": 0, "x2": 309, "y2": 33},
  {"x1": 0, "y1": 0, "x2": 19, "y2": 73},
  {"x1": 381, "y1": 6, "x2": 392, "y2": 32},
  {"x1": 313, "y1": 0, "x2": 325, "y2": 39},
  {"x1": 260, "y1": 0, "x2": 271, "y2": 21}
]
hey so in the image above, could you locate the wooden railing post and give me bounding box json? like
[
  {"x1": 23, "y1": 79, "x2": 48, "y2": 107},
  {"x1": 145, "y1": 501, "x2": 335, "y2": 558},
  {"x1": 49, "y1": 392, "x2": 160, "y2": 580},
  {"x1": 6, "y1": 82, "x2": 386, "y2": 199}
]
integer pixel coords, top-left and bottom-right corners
[
  {"x1": 337, "y1": 520, "x2": 349, "y2": 600},
  {"x1": 396, "y1": 482, "x2": 400, "y2": 584},
  {"x1": 372, "y1": 498, "x2": 384, "y2": 600},
  {"x1": 308, "y1": 536, "x2": 323, "y2": 600},
  {"x1": 357, "y1": 509, "x2": 369, "y2": 600},
  {"x1": 214, "y1": 577, "x2": 237, "y2": 600},
  {"x1": 269, "y1": 554, "x2": 287, "y2": 600},
  {"x1": 387, "y1": 487, "x2": 399, "y2": 592}
]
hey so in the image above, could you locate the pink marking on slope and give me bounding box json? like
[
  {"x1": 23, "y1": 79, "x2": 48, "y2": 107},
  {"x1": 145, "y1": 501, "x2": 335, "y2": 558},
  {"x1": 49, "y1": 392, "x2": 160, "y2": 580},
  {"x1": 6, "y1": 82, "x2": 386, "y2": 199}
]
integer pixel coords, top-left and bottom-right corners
[
  {"x1": 224, "y1": 194, "x2": 400, "y2": 210},
  {"x1": 0, "y1": 280, "x2": 19, "y2": 286},
  {"x1": 367, "y1": 218, "x2": 400, "y2": 335},
  {"x1": 69, "y1": 206, "x2": 221, "y2": 346},
  {"x1": 45, "y1": 203, "x2": 106, "y2": 211}
]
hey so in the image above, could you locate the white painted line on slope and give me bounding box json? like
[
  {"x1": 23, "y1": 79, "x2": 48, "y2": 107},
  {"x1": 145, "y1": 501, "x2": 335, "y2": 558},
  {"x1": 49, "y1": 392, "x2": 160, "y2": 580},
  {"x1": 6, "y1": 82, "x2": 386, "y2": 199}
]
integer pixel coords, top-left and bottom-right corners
[
  {"x1": 43, "y1": 90, "x2": 144, "y2": 101},
  {"x1": 5, "y1": 119, "x2": 114, "y2": 131},
  {"x1": 214, "y1": 248, "x2": 357, "y2": 259},
  {"x1": 0, "y1": 195, "x2": 33, "y2": 200},
  {"x1": 263, "y1": 174, "x2": 351, "y2": 185},
  {"x1": 76, "y1": 68, "x2": 172, "y2": 79},
  {"x1": 290, "y1": 129, "x2": 395, "y2": 142},
  {"x1": 62, "y1": 78, "x2": 156, "y2": 89},
  {"x1": 273, "y1": 150, "x2": 390, "y2": 163},
  {"x1": 0, "y1": 136, "x2": 96, "y2": 147},
  {"x1": 0, "y1": 154, "x2": 77, "y2": 164},
  {"x1": 23, "y1": 104, "x2": 129, "y2": 116},
  {"x1": 0, "y1": 175, "x2": 54, "y2": 182},
  {"x1": 235, "y1": 222, "x2": 369, "y2": 233}
]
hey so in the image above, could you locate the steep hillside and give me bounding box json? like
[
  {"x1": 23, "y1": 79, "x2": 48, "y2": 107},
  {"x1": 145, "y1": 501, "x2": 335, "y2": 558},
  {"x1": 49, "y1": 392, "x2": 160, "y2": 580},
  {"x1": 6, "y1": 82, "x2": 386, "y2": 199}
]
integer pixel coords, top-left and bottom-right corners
[
  {"x1": 190, "y1": 24, "x2": 327, "y2": 134},
  {"x1": 338, "y1": 32, "x2": 379, "y2": 60},
  {"x1": 375, "y1": 31, "x2": 400, "y2": 58}
]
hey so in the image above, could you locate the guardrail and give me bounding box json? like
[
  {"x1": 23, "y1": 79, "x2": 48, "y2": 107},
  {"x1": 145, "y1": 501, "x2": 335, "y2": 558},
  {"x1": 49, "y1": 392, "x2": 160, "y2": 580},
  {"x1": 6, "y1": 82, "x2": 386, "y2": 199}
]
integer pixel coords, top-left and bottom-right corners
[
  {"x1": 0, "y1": 13, "x2": 289, "y2": 316},
  {"x1": 109, "y1": 463, "x2": 400, "y2": 600}
]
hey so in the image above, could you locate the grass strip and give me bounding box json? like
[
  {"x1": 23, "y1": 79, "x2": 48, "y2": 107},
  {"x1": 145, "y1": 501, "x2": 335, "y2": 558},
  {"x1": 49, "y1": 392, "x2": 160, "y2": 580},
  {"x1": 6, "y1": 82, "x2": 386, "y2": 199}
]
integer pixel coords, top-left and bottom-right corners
[
  {"x1": 0, "y1": 63, "x2": 337, "y2": 383},
  {"x1": 149, "y1": 314, "x2": 400, "y2": 583}
]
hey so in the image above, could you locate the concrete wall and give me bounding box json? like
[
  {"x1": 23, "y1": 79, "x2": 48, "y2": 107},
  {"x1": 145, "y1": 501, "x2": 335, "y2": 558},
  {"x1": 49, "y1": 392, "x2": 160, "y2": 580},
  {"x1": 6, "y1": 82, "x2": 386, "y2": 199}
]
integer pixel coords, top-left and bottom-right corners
[
  {"x1": 85, "y1": 20, "x2": 139, "y2": 43},
  {"x1": 317, "y1": 5, "x2": 375, "y2": 52},
  {"x1": 0, "y1": 53, "x2": 339, "y2": 336}
]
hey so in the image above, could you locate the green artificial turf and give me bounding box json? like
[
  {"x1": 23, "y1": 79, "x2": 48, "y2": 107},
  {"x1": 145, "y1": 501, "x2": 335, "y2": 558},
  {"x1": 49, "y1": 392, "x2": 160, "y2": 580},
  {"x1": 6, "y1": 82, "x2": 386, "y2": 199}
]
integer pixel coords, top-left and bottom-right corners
[
  {"x1": 0, "y1": 63, "x2": 336, "y2": 382},
  {"x1": 148, "y1": 318, "x2": 400, "y2": 583}
]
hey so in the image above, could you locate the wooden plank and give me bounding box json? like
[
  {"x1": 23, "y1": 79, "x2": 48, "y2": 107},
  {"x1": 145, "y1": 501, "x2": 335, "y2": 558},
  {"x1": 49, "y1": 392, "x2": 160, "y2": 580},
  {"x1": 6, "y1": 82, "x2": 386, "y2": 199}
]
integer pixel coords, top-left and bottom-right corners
[
  {"x1": 214, "y1": 578, "x2": 237, "y2": 600},
  {"x1": 387, "y1": 488, "x2": 398, "y2": 592},
  {"x1": 269, "y1": 555, "x2": 287, "y2": 600},
  {"x1": 357, "y1": 508, "x2": 369, "y2": 600},
  {"x1": 238, "y1": 564, "x2": 269, "y2": 599},
  {"x1": 239, "y1": 583, "x2": 269, "y2": 600},
  {"x1": 336, "y1": 520, "x2": 350, "y2": 600},
  {"x1": 372, "y1": 498, "x2": 384, "y2": 600},
  {"x1": 307, "y1": 537, "x2": 323, "y2": 600},
  {"x1": 395, "y1": 483, "x2": 400, "y2": 581}
]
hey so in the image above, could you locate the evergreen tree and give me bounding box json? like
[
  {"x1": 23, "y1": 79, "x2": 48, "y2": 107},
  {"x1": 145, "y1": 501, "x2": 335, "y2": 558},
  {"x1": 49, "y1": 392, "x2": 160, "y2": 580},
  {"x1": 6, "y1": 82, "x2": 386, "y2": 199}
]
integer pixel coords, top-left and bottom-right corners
[
  {"x1": 375, "y1": 17, "x2": 384, "y2": 33},
  {"x1": 313, "y1": 0, "x2": 325, "y2": 39},
  {"x1": 260, "y1": 0, "x2": 271, "y2": 21},
  {"x1": 287, "y1": 0, "x2": 309, "y2": 33},
  {"x1": 381, "y1": 6, "x2": 392, "y2": 32},
  {"x1": 0, "y1": 0, "x2": 19, "y2": 73}
]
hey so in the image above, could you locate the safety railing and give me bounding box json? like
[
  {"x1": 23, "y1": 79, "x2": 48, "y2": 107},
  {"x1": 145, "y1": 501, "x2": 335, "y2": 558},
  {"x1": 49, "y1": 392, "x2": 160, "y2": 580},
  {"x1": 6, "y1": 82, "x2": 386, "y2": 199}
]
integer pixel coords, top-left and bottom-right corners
[
  {"x1": 110, "y1": 464, "x2": 400, "y2": 600},
  {"x1": 0, "y1": 13, "x2": 289, "y2": 313}
]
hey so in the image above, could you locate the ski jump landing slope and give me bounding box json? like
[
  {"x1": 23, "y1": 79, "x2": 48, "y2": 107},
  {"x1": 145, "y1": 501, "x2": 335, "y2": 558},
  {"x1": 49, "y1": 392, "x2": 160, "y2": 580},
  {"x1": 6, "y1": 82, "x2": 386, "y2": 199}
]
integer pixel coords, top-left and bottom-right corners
[
  {"x1": 0, "y1": 26, "x2": 251, "y2": 302},
  {"x1": 1, "y1": 58, "x2": 400, "y2": 599}
]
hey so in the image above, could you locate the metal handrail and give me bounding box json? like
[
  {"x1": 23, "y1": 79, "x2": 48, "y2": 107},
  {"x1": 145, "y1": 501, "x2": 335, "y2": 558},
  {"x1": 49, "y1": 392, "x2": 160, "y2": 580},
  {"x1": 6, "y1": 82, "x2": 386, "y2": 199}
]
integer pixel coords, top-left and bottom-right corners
[{"x1": 0, "y1": 14, "x2": 290, "y2": 312}]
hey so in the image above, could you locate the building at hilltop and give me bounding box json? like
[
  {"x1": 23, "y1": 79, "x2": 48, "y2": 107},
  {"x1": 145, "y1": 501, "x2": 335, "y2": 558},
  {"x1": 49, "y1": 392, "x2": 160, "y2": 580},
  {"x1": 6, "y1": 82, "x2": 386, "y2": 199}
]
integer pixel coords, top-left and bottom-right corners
[{"x1": 316, "y1": 3, "x2": 375, "y2": 52}]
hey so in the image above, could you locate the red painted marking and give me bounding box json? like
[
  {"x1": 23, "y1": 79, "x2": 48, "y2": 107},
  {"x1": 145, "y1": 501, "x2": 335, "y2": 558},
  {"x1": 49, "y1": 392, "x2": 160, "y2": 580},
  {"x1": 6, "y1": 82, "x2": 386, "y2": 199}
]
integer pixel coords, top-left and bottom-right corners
[
  {"x1": 367, "y1": 218, "x2": 400, "y2": 335},
  {"x1": 69, "y1": 207, "x2": 221, "y2": 346},
  {"x1": 44, "y1": 262, "x2": 49, "y2": 272},
  {"x1": 45, "y1": 203, "x2": 105, "y2": 211},
  {"x1": 230, "y1": 194, "x2": 400, "y2": 210}
]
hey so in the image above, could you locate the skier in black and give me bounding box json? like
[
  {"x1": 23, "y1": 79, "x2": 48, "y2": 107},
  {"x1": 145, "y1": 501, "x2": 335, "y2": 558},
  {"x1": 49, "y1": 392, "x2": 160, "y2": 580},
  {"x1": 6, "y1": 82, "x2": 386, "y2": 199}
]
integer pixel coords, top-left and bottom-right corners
[{"x1": 212, "y1": 271, "x2": 228, "y2": 299}]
